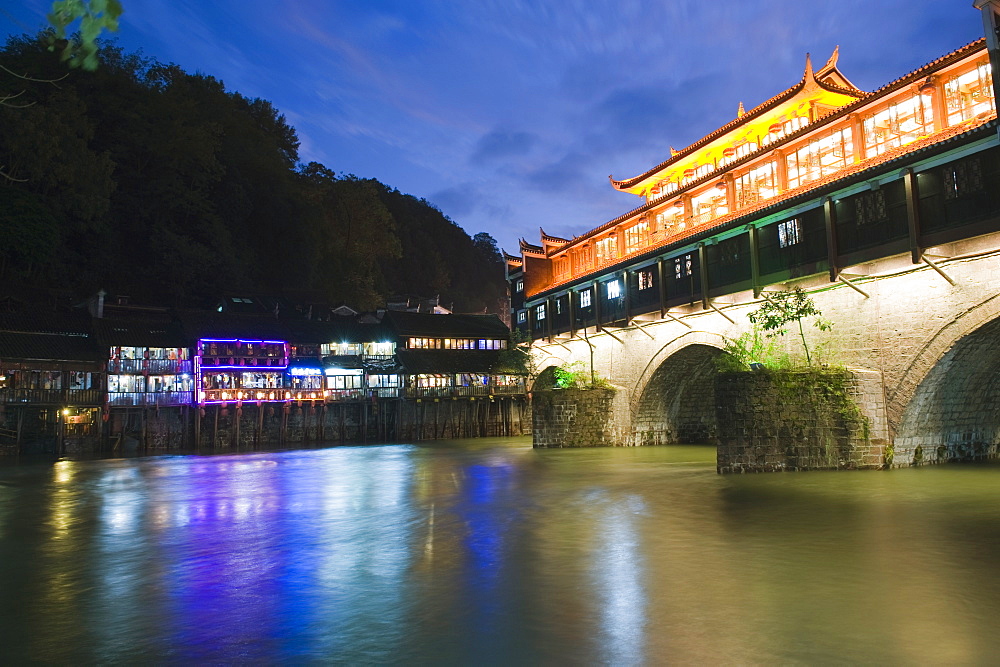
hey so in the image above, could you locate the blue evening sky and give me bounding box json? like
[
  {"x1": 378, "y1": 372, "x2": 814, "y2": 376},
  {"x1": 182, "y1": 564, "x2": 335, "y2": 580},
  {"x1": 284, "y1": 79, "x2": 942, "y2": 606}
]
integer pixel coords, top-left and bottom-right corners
[{"x1": 0, "y1": 1, "x2": 983, "y2": 256}]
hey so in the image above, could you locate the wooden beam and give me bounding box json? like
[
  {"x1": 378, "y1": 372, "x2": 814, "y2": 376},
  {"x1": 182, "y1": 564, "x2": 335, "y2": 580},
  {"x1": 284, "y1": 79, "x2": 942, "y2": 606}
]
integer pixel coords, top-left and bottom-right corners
[
  {"x1": 707, "y1": 299, "x2": 736, "y2": 324},
  {"x1": 904, "y1": 168, "x2": 923, "y2": 264},
  {"x1": 921, "y1": 254, "x2": 956, "y2": 286},
  {"x1": 837, "y1": 274, "x2": 870, "y2": 298},
  {"x1": 748, "y1": 225, "x2": 761, "y2": 298},
  {"x1": 823, "y1": 196, "x2": 840, "y2": 282}
]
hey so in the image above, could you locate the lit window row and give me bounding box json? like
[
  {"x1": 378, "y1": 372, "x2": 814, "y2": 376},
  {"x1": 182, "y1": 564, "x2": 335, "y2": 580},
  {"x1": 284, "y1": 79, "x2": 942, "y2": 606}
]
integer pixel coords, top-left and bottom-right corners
[
  {"x1": 546, "y1": 59, "x2": 993, "y2": 286},
  {"x1": 407, "y1": 337, "x2": 507, "y2": 350}
]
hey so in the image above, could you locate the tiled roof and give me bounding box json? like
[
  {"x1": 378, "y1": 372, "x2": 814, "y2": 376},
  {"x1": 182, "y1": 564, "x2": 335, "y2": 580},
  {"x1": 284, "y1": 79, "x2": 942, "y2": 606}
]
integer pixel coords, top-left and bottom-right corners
[
  {"x1": 92, "y1": 316, "x2": 187, "y2": 348},
  {"x1": 174, "y1": 311, "x2": 291, "y2": 342},
  {"x1": 0, "y1": 330, "x2": 102, "y2": 363},
  {"x1": 544, "y1": 39, "x2": 990, "y2": 259},
  {"x1": 284, "y1": 318, "x2": 390, "y2": 344},
  {"x1": 530, "y1": 114, "x2": 996, "y2": 297},
  {"x1": 396, "y1": 349, "x2": 501, "y2": 374},
  {"x1": 383, "y1": 311, "x2": 509, "y2": 338},
  {"x1": 610, "y1": 56, "x2": 867, "y2": 191}
]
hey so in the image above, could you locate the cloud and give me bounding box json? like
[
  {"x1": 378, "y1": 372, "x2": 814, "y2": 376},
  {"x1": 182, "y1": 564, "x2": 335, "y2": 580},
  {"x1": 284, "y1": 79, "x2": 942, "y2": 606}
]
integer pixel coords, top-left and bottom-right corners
[{"x1": 469, "y1": 129, "x2": 537, "y2": 165}]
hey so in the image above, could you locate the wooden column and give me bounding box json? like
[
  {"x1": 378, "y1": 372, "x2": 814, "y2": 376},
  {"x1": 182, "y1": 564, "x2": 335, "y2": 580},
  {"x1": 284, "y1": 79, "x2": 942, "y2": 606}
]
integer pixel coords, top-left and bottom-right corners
[
  {"x1": 657, "y1": 258, "x2": 668, "y2": 317},
  {"x1": 698, "y1": 243, "x2": 710, "y2": 310},
  {"x1": 593, "y1": 281, "x2": 602, "y2": 332},
  {"x1": 623, "y1": 271, "x2": 632, "y2": 323},
  {"x1": 850, "y1": 113, "x2": 866, "y2": 162},
  {"x1": 903, "y1": 168, "x2": 923, "y2": 264},
  {"x1": 823, "y1": 196, "x2": 840, "y2": 281},
  {"x1": 748, "y1": 225, "x2": 762, "y2": 298},
  {"x1": 774, "y1": 149, "x2": 788, "y2": 193}
]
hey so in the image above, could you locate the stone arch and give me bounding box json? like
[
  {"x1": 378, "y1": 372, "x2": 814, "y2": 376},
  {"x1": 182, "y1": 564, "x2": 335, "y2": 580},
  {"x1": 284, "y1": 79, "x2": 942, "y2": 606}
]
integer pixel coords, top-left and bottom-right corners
[
  {"x1": 894, "y1": 303, "x2": 1000, "y2": 462},
  {"x1": 630, "y1": 331, "x2": 727, "y2": 445},
  {"x1": 889, "y1": 292, "x2": 1000, "y2": 438}
]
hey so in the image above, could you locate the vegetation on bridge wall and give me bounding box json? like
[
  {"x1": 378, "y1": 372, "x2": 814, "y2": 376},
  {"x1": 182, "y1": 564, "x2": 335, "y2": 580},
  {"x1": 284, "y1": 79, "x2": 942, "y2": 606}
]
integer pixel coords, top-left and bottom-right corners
[{"x1": 715, "y1": 368, "x2": 882, "y2": 473}]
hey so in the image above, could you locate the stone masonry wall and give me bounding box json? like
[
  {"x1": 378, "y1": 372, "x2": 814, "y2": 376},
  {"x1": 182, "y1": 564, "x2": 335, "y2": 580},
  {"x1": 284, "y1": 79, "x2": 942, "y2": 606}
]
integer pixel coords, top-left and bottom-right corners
[
  {"x1": 716, "y1": 368, "x2": 887, "y2": 474},
  {"x1": 533, "y1": 388, "x2": 629, "y2": 448}
]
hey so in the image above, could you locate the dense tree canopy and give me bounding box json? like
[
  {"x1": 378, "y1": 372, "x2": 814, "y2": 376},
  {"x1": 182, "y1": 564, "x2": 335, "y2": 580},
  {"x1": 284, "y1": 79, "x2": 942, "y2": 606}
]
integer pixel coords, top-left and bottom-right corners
[{"x1": 0, "y1": 34, "x2": 507, "y2": 314}]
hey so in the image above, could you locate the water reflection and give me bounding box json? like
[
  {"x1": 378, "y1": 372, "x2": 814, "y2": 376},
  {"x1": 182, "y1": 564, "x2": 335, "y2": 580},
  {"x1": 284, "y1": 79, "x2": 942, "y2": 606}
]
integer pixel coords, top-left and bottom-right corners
[{"x1": 2, "y1": 442, "x2": 1000, "y2": 663}]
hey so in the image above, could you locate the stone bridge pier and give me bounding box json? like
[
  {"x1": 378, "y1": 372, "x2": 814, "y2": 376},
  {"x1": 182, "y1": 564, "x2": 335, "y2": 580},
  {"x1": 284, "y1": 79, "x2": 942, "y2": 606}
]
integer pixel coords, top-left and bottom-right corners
[{"x1": 530, "y1": 241, "x2": 1000, "y2": 467}]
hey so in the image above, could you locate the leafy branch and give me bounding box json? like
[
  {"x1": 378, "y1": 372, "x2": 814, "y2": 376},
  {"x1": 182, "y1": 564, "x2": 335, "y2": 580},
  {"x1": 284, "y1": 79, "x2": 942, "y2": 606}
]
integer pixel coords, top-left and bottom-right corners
[
  {"x1": 747, "y1": 287, "x2": 831, "y2": 365},
  {"x1": 46, "y1": 0, "x2": 123, "y2": 71}
]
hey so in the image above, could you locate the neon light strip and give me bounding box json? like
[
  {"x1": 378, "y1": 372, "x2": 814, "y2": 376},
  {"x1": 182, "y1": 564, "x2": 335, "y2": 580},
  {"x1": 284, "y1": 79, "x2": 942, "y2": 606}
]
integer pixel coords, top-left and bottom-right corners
[{"x1": 199, "y1": 339, "x2": 287, "y2": 344}]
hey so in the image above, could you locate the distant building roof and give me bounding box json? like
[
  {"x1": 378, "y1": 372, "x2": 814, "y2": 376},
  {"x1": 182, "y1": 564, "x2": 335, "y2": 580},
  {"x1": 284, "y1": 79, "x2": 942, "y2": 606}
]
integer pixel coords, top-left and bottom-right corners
[
  {"x1": 382, "y1": 311, "x2": 509, "y2": 339},
  {"x1": 396, "y1": 350, "x2": 500, "y2": 374}
]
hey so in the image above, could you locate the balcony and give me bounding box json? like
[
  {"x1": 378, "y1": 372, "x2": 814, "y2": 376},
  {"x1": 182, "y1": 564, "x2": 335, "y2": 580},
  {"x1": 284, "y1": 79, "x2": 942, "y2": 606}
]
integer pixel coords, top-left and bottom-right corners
[
  {"x1": 0, "y1": 388, "x2": 104, "y2": 406},
  {"x1": 108, "y1": 359, "x2": 193, "y2": 374},
  {"x1": 107, "y1": 391, "x2": 194, "y2": 407}
]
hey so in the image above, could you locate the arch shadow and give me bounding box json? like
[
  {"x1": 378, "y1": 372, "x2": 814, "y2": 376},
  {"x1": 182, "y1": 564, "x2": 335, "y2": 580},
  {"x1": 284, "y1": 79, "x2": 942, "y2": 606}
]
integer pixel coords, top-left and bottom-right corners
[{"x1": 629, "y1": 332, "x2": 727, "y2": 445}]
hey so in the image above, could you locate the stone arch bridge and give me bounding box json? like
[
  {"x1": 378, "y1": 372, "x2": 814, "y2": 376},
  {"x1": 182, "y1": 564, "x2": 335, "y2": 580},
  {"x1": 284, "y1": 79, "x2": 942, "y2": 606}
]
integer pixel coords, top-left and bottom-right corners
[{"x1": 530, "y1": 237, "x2": 1000, "y2": 466}]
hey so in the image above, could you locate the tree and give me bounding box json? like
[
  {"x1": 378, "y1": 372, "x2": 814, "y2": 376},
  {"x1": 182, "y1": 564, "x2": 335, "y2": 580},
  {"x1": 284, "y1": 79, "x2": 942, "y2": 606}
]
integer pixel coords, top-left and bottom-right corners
[
  {"x1": 47, "y1": 0, "x2": 124, "y2": 71},
  {"x1": 747, "y1": 287, "x2": 831, "y2": 365}
]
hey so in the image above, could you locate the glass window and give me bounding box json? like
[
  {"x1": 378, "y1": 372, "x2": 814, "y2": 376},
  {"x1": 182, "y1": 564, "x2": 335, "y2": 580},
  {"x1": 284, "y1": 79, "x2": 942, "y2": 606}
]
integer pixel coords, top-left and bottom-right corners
[
  {"x1": 624, "y1": 220, "x2": 649, "y2": 254},
  {"x1": 944, "y1": 62, "x2": 994, "y2": 125},
  {"x1": 638, "y1": 269, "x2": 654, "y2": 290},
  {"x1": 655, "y1": 206, "x2": 686, "y2": 238},
  {"x1": 517, "y1": 311, "x2": 527, "y2": 323},
  {"x1": 943, "y1": 156, "x2": 983, "y2": 200},
  {"x1": 536, "y1": 304, "x2": 546, "y2": 321},
  {"x1": 863, "y1": 94, "x2": 934, "y2": 156},
  {"x1": 579, "y1": 289, "x2": 592, "y2": 308},
  {"x1": 690, "y1": 188, "x2": 728, "y2": 226},
  {"x1": 515, "y1": 279, "x2": 524, "y2": 293},
  {"x1": 786, "y1": 127, "x2": 853, "y2": 189},
  {"x1": 735, "y1": 161, "x2": 778, "y2": 209},
  {"x1": 674, "y1": 254, "x2": 693, "y2": 279},
  {"x1": 606, "y1": 279, "x2": 622, "y2": 299},
  {"x1": 595, "y1": 236, "x2": 617, "y2": 265},
  {"x1": 778, "y1": 218, "x2": 802, "y2": 248}
]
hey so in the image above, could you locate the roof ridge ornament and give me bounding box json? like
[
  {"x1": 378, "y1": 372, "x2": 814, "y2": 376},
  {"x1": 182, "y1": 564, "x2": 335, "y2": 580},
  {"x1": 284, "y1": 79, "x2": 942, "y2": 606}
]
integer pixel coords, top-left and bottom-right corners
[
  {"x1": 821, "y1": 45, "x2": 840, "y2": 73},
  {"x1": 737, "y1": 101, "x2": 745, "y2": 118},
  {"x1": 803, "y1": 52, "x2": 814, "y2": 82}
]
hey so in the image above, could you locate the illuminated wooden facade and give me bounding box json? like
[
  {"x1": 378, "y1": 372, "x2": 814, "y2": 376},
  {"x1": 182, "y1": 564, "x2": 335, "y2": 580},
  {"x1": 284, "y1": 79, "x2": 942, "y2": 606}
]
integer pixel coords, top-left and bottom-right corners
[{"x1": 511, "y1": 34, "x2": 1000, "y2": 339}]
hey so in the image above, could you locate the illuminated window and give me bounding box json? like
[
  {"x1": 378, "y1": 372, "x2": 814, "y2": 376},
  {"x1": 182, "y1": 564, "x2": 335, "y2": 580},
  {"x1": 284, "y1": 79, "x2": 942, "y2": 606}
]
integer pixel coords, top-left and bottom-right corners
[
  {"x1": 595, "y1": 236, "x2": 618, "y2": 265},
  {"x1": 624, "y1": 220, "x2": 648, "y2": 254},
  {"x1": 762, "y1": 115, "x2": 808, "y2": 146},
  {"x1": 655, "y1": 206, "x2": 686, "y2": 237},
  {"x1": 863, "y1": 94, "x2": 934, "y2": 156},
  {"x1": 944, "y1": 62, "x2": 994, "y2": 125},
  {"x1": 579, "y1": 289, "x2": 592, "y2": 308},
  {"x1": 649, "y1": 180, "x2": 678, "y2": 202},
  {"x1": 573, "y1": 245, "x2": 593, "y2": 273},
  {"x1": 606, "y1": 279, "x2": 622, "y2": 299},
  {"x1": 690, "y1": 188, "x2": 728, "y2": 226},
  {"x1": 555, "y1": 257, "x2": 569, "y2": 279},
  {"x1": 638, "y1": 269, "x2": 654, "y2": 290},
  {"x1": 517, "y1": 311, "x2": 527, "y2": 323},
  {"x1": 777, "y1": 218, "x2": 802, "y2": 248},
  {"x1": 785, "y1": 128, "x2": 853, "y2": 189},
  {"x1": 555, "y1": 298, "x2": 563, "y2": 315},
  {"x1": 674, "y1": 254, "x2": 693, "y2": 279},
  {"x1": 536, "y1": 304, "x2": 546, "y2": 321},
  {"x1": 515, "y1": 279, "x2": 523, "y2": 292},
  {"x1": 734, "y1": 161, "x2": 778, "y2": 208}
]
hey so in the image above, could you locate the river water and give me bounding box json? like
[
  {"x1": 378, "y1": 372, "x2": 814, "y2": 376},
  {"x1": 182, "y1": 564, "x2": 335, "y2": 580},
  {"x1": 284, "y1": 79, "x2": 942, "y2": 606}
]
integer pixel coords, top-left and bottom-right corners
[{"x1": 1, "y1": 438, "x2": 999, "y2": 664}]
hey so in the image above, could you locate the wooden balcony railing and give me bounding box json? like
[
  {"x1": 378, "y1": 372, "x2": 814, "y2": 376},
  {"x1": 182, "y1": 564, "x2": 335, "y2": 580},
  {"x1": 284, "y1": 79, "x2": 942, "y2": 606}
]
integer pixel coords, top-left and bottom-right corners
[
  {"x1": 107, "y1": 359, "x2": 193, "y2": 374},
  {"x1": 107, "y1": 392, "x2": 193, "y2": 407},
  {"x1": 0, "y1": 388, "x2": 104, "y2": 406}
]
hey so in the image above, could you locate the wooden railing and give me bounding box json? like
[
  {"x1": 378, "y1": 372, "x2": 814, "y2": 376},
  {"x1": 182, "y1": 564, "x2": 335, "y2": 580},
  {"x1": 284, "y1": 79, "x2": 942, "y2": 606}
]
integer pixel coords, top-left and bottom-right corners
[
  {"x1": 107, "y1": 392, "x2": 193, "y2": 407},
  {"x1": 107, "y1": 359, "x2": 193, "y2": 374},
  {"x1": 0, "y1": 389, "x2": 103, "y2": 406}
]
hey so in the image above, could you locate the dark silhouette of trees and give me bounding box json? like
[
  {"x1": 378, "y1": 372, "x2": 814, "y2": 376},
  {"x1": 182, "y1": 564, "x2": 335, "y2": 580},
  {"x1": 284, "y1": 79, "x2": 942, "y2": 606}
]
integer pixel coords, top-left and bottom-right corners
[{"x1": 0, "y1": 35, "x2": 508, "y2": 314}]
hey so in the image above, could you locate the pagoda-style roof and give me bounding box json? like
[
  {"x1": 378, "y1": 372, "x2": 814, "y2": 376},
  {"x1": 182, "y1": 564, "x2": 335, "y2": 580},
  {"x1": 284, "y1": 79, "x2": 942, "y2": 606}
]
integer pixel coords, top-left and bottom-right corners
[
  {"x1": 610, "y1": 48, "x2": 865, "y2": 195},
  {"x1": 538, "y1": 38, "x2": 988, "y2": 262},
  {"x1": 519, "y1": 239, "x2": 545, "y2": 256}
]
